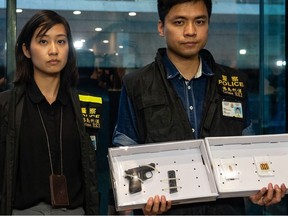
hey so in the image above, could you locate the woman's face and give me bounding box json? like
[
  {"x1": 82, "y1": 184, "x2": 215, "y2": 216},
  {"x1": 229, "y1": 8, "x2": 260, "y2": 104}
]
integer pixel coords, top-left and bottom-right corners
[{"x1": 22, "y1": 24, "x2": 69, "y2": 78}]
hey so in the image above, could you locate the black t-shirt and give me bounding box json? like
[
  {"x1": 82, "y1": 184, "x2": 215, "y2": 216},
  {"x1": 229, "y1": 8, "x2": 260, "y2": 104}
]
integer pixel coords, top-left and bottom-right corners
[{"x1": 14, "y1": 80, "x2": 84, "y2": 209}]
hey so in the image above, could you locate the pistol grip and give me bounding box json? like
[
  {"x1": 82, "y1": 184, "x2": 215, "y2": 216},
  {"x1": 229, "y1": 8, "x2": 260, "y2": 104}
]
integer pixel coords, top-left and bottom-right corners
[{"x1": 129, "y1": 178, "x2": 142, "y2": 194}]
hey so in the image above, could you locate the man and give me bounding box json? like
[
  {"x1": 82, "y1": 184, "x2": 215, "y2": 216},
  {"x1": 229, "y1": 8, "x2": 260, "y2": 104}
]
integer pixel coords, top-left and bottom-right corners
[{"x1": 113, "y1": 0, "x2": 286, "y2": 214}]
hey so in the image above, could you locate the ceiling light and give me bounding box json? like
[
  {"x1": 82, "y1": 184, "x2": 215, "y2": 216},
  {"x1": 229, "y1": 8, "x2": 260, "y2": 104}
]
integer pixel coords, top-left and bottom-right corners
[
  {"x1": 239, "y1": 49, "x2": 247, "y2": 55},
  {"x1": 129, "y1": 12, "x2": 136, "y2": 16},
  {"x1": 103, "y1": 40, "x2": 109, "y2": 44},
  {"x1": 73, "y1": 11, "x2": 81, "y2": 15},
  {"x1": 16, "y1": 9, "x2": 23, "y2": 13},
  {"x1": 276, "y1": 60, "x2": 286, "y2": 67},
  {"x1": 95, "y1": 27, "x2": 103, "y2": 32},
  {"x1": 74, "y1": 40, "x2": 84, "y2": 49}
]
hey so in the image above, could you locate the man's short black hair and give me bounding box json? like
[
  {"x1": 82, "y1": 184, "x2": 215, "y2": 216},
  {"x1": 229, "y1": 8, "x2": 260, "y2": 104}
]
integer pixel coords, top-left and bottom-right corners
[{"x1": 157, "y1": 0, "x2": 212, "y2": 22}]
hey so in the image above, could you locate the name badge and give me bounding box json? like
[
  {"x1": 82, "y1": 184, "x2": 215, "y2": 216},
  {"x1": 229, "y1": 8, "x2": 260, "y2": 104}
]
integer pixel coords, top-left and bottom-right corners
[
  {"x1": 49, "y1": 174, "x2": 69, "y2": 208},
  {"x1": 222, "y1": 101, "x2": 243, "y2": 119}
]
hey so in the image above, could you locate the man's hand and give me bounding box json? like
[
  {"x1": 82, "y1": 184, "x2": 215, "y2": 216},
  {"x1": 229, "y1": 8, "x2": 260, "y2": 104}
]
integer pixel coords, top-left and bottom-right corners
[
  {"x1": 249, "y1": 183, "x2": 286, "y2": 206},
  {"x1": 142, "y1": 195, "x2": 172, "y2": 215}
]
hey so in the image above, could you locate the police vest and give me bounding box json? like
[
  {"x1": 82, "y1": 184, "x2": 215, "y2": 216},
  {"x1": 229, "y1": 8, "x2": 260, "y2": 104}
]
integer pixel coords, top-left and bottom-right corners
[
  {"x1": 123, "y1": 49, "x2": 248, "y2": 144},
  {"x1": 79, "y1": 94, "x2": 103, "y2": 150}
]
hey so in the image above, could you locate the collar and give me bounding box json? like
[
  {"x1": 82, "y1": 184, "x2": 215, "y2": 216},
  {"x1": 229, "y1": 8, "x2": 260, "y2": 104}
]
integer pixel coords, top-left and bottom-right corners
[
  {"x1": 161, "y1": 51, "x2": 214, "y2": 80},
  {"x1": 194, "y1": 59, "x2": 203, "y2": 78},
  {"x1": 27, "y1": 79, "x2": 69, "y2": 105}
]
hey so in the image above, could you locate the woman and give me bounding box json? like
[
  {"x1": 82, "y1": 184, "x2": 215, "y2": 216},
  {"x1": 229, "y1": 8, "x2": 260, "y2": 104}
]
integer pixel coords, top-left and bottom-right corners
[{"x1": 0, "y1": 10, "x2": 99, "y2": 215}]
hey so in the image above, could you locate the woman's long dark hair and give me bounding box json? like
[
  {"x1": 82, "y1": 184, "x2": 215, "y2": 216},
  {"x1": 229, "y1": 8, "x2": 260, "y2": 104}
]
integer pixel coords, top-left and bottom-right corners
[{"x1": 14, "y1": 10, "x2": 78, "y2": 88}]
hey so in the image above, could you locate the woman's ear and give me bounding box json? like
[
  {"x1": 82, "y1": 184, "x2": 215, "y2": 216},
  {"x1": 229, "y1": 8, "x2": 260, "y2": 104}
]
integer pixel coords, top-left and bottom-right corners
[
  {"x1": 22, "y1": 43, "x2": 31, "y2": 58},
  {"x1": 158, "y1": 20, "x2": 165, "y2": 37}
]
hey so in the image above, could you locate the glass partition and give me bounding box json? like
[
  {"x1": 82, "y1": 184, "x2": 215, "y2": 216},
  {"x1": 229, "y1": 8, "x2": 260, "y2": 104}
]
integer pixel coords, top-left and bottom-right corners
[
  {"x1": 0, "y1": 0, "x2": 284, "y2": 134},
  {"x1": 261, "y1": 0, "x2": 286, "y2": 134}
]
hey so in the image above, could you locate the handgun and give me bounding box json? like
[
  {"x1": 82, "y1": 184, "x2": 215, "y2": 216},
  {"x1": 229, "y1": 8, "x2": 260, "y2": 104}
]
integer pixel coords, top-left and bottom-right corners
[{"x1": 124, "y1": 163, "x2": 156, "y2": 194}]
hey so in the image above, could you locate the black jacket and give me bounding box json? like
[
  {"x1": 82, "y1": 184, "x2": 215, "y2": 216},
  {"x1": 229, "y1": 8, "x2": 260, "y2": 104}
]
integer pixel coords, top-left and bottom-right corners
[
  {"x1": 124, "y1": 48, "x2": 248, "y2": 143},
  {"x1": 0, "y1": 84, "x2": 99, "y2": 215}
]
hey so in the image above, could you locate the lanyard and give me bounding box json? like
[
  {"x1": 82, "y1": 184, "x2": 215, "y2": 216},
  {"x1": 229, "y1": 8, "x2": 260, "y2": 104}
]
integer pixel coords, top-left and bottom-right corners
[
  {"x1": 37, "y1": 104, "x2": 70, "y2": 207},
  {"x1": 37, "y1": 104, "x2": 63, "y2": 175}
]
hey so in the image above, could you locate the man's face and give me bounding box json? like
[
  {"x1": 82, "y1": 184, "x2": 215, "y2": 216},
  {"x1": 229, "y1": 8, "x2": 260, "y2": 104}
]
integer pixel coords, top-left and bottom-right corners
[{"x1": 158, "y1": 1, "x2": 209, "y2": 62}]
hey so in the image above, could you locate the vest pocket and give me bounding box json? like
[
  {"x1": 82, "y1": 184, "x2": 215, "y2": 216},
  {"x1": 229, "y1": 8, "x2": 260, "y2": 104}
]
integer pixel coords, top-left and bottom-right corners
[
  {"x1": 135, "y1": 94, "x2": 166, "y2": 110},
  {"x1": 136, "y1": 95, "x2": 171, "y2": 130}
]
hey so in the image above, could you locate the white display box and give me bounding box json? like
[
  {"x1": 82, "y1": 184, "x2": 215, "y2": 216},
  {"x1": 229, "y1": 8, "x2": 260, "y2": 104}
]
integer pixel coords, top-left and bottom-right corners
[
  {"x1": 108, "y1": 140, "x2": 218, "y2": 211},
  {"x1": 205, "y1": 133, "x2": 288, "y2": 198}
]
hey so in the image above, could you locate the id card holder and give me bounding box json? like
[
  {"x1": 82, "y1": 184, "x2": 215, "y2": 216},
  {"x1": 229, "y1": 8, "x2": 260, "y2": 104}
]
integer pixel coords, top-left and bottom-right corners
[{"x1": 49, "y1": 174, "x2": 70, "y2": 207}]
